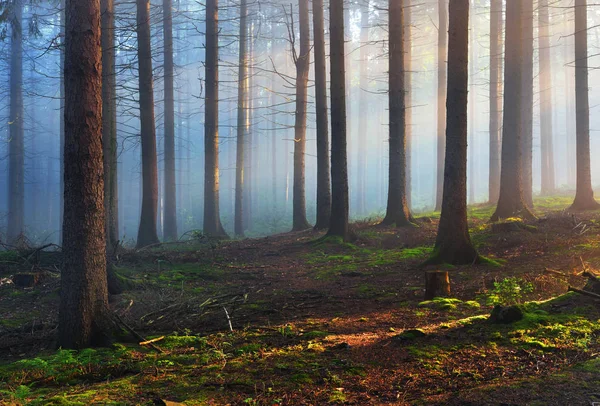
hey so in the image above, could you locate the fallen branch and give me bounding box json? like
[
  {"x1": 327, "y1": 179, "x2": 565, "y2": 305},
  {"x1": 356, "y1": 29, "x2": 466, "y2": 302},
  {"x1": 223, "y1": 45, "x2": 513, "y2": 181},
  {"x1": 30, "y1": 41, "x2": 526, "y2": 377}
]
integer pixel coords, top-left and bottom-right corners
[
  {"x1": 583, "y1": 271, "x2": 600, "y2": 283},
  {"x1": 112, "y1": 312, "x2": 164, "y2": 353},
  {"x1": 140, "y1": 336, "x2": 165, "y2": 346},
  {"x1": 544, "y1": 268, "x2": 568, "y2": 278},
  {"x1": 568, "y1": 286, "x2": 600, "y2": 301}
]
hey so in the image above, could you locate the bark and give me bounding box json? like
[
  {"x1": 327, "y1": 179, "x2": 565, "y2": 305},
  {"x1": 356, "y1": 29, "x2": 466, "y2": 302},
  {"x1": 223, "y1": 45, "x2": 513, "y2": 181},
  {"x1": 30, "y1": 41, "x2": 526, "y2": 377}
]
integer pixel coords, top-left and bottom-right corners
[
  {"x1": 488, "y1": 0, "x2": 502, "y2": 204},
  {"x1": 405, "y1": 0, "x2": 412, "y2": 209},
  {"x1": 59, "y1": 0, "x2": 110, "y2": 349},
  {"x1": 163, "y1": 0, "x2": 178, "y2": 241},
  {"x1": 313, "y1": 0, "x2": 331, "y2": 230},
  {"x1": 292, "y1": 0, "x2": 311, "y2": 231},
  {"x1": 382, "y1": 0, "x2": 413, "y2": 227},
  {"x1": 327, "y1": 0, "x2": 349, "y2": 240},
  {"x1": 427, "y1": 0, "x2": 479, "y2": 265},
  {"x1": 539, "y1": 0, "x2": 556, "y2": 195},
  {"x1": 59, "y1": 0, "x2": 65, "y2": 244},
  {"x1": 204, "y1": 0, "x2": 228, "y2": 237},
  {"x1": 7, "y1": 0, "x2": 24, "y2": 244},
  {"x1": 235, "y1": 0, "x2": 248, "y2": 237},
  {"x1": 356, "y1": 1, "x2": 369, "y2": 216},
  {"x1": 491, "y1": 0, "x2": 535, "y2": 221},
  {"x1": 136, "y1": 0, "x2": 160, "y2": 247},
  {"x1": 570, "y1": 0, "x2": 600, "y2": 210},
  {"x1": 521, "y1": 0, "x2": 534, "y2": 208},
  {"x1": 468, "y1": 8, "x2": 475, "y2": 204},
  {"x1": 435, "y1": 0, "x2": 447, "y2": 212},
  {"x1": 101, "y1": 0, "x2": 119, "y2": 252}
]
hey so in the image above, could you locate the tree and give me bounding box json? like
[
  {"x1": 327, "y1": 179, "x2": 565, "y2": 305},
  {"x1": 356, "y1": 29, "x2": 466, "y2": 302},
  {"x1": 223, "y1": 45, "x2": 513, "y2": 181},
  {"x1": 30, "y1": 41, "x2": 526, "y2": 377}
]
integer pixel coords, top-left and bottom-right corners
[
  {"x1": 356, "y1": 0, "x2": 369, "y2": 216},
  {"x1": 405, "y1": 0, "x2": 413, "y2": 208},
  {"x1": 136, "y1": 0, "x2": 161, "y2": 247},
  {"x1": 313, "y1": 0, "x2": 331, "y2": 230},
  {"x1": 59, "y1": 0, "x2": 110, "y2": 349},
  {"x1": 426, "y1": 0, "x2": 479, "y2": 265},
  {"x1": 488, "y1": 0, "x2": 502, "y2": 204},
  {"x1": 539, "y1": 0, "x2": 555, "y2": 195},
  {"x1": 569, "y1": 0, "x2": 599, "y2": 211},
  {"x1": 520, "y1": 0, "x2": 534, "y2": 208},
  {"x1": 7, "y1": 0, "x2": 24, "y2": 244},
  {"x1": 101, "y1": 0, "x2": 119, "y2": 252},
  {"x1": 163, "y1": 0, "x2": 178, "y2": 241},
  {"x1": 327, "y1": 0, "x2": 349, "y2": 240},
  {"x1": 382, "y1": 0, "x2": 413, "y2": 227},
  {"x1": 291, "y1": 0, "x2": 311, "y2": 231},
  {"x1": 204, "y1": 0, "x2": 228, "y2": 237},
  {"x1": 235, "y1": 0, "x2": 248, "y2": 237},
  {"x1": 491, "y1": 0, "x2": 534, "y2": 221},
  {"x1": 435, "y1": 0, "x2": 447, "y2": 212}
]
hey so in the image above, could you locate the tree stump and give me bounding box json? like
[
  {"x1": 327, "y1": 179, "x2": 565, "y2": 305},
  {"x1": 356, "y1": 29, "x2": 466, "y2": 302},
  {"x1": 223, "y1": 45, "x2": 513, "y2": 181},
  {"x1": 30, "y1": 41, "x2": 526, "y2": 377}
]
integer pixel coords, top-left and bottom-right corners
[
  {"x1": 425, "y1": 271, "x2": 451, "y2": 300},
  {"x1": 12, "y1": 272, "x2": 42, "y2": 288}
]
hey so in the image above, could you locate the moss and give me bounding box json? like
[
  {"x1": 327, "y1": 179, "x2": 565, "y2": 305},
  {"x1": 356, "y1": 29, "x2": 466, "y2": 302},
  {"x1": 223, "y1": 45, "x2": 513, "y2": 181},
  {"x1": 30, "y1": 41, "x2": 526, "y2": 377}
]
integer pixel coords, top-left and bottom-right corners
[{"x1": 302, "y1": 331, "x2": 330, "y2": 340}]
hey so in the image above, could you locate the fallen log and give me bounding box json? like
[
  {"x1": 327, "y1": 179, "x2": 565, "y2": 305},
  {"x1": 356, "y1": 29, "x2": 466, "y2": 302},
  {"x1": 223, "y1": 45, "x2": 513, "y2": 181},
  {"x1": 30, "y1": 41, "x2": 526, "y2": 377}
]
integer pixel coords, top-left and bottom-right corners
[{"x1": 568, "y1": 286, "x2": 600, "y2": 301}]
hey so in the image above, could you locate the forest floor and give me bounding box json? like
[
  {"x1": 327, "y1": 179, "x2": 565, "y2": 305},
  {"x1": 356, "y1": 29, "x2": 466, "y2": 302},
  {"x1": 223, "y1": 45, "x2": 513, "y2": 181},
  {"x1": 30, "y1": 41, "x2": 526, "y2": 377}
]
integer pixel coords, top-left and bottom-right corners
[{"x1": 1, "y1": 196, "x2": 600, "y2": 405}]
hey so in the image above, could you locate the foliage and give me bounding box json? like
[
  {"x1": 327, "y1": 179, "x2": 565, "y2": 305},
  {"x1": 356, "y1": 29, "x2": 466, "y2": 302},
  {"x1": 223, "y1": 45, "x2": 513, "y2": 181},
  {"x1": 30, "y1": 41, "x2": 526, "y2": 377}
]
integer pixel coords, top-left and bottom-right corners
[{"x1": 486, "y1": 277, "x2": 534, "y2": 305}]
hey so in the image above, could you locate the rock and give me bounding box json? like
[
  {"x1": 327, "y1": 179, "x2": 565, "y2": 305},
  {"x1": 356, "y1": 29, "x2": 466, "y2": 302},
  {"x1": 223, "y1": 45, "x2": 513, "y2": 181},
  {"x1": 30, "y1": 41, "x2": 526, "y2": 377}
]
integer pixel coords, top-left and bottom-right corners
[
  {"x1": 394, "y1": 329, "x2": 427, "y2": 341},
  {"x1": 489, "y1": 305, "x2": 524, "y2": 324}
]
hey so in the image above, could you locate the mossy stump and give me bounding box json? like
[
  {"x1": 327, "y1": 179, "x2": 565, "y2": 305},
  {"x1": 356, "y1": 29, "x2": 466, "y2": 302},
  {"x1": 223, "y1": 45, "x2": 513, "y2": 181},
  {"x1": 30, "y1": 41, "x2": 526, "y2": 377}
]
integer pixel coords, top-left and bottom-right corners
[{"x1": 424, "y1": 271, "x2": 451, "y2": 300}]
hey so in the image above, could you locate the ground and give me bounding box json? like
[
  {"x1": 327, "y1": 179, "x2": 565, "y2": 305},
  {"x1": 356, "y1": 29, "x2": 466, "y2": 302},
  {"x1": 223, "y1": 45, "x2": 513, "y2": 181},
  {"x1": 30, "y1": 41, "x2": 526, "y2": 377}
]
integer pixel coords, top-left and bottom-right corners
[{"x1": 0, "y1": 196, "x2": 599, "y2": 405}]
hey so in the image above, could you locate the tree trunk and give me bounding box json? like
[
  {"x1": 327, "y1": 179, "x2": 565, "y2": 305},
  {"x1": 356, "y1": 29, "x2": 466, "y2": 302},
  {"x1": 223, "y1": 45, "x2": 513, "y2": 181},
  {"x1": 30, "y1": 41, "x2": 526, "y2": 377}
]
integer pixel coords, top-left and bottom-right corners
[
  {"x1": 382, "y1": 0, "x2": 413, "y2": 227},
  {"x1": 468, "y1": 7, "x2": 476, "y2": 204},
  {"x1": 425, "y1": 271, "x2": 451, "y2": 300},
  {"x1": 327, "y1": 0, "x2": 349, "y2": 240},
  {"x1": 8, "y1": 0, "x2": 24, "y2": 244},
  {"x1": 356, "y1": 0, "x2": 369, "y2": 216},
  {"x1": 520, "y1": 0, "x2": 534, "y2": 208},
  {"x1": 539, "y1": 0, "x2": 555, "y2": 195},
  {"x1": 435, "y1": 0, "x2": 447, "y2": 212},
  {"x1": 491, "y1": 0, "x2": 535, "y2": 221},
  {"x1": 59, "y1": 0, "x2": 110, "y2": 349},
  {"x1": 488, "y1": 0, "x2": 502, "y2": 204},
  {"x1": 405, "y1": 0, "x2": 412, "y2": 209},
  {"x1": 162, "y1": 0, "x2": 178, "y2": 241},
  {"x1": 569, "y1": 0, "x2": 600, "y2": 211},
  {"x1": 235, "y1": 0, "x2": 248, "y2": 237},
  {"x1": 204, "y1": 0, "x2": 228, "y2": 237},
  {"x1": 292, "y1": 0, "x2": 311, "y2": 231},
  {"x1": 135, "y1": 0, "x2": 160, "y2": 247},
  {"x1": 313, "y1": 0, "x2": 332, "y2": 230},
  {"x1": 101, "y1": 0, "x2": 119, "y2": 253},
  {"x1": 59, "y1": 0, "x2": 65, "y2": 244},
  {"x1": 427, "y1": 0, "x2": 479, "y2": 265}
]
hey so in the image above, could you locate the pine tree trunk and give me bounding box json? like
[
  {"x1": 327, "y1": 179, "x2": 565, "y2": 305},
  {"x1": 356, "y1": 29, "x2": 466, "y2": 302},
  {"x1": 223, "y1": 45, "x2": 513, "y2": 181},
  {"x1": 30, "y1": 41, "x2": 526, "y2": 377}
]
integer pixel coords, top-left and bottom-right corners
[
  {"x1": 570, "y1": 0, "x2": 600, "y2": 210},
  {"x1": 405, "y1": 0, "x2": 412, "y2": 209},
  {"x1": 136, "y1": 0, "x2": 161, "y2": 247},
  {"x1": 101, "y1": 0, "x2": 119, "y2": 252},
  {"x1": 427, "y1": 0, "x2": 479, "y2": 265},
  {"x1": 539, "y1": 0, "x2": 555, "y2": 195},
  {"x1": 59, "y1": 0, "x2": 110, "y2": 349},
  {"x1": 327, "y1": 0, "x2": 349, "y2": 240},
  {"x1": 468, "y1": 8, "x2": 476, "y2": 205},
  {"x1": 292, "y1": 0, "x2": 311, "y2": 231},
  {"x1": 382, "y1": 0, "x2": 413, "y2": 227},
  {"x1": 235, "y1": 0, "x2": 248, "y2": 237},
  {"x1": 313, "y1": 0, "x2": 332, "y2": 230},
  {"x1": 491, "y1": 0, "x2": 535, "y2": 221},
  {"x1": 8, "y1": 0, "x2": 24, "y2": 244},
  {"x1": 488, "y1": 0, "x2": 502, "y2": 204},
  {"x1": 59, "y1": 0, "x2": 65, "y2": 244},
  {"x1": 356, "y1": 1, "x2": 369, "y2": 216},
  {"x1": 163, "y1": 0, "x2": 178, "y2": 241},
  {"x1": 204, "y1": 0, "x2": 228, "y2": 237},
  {"x1": 520, "y1": 0, "x2": 534, "y2": 208},
  {"x1": 435, "y1": 0, "x2": 448, "y2": 212}
]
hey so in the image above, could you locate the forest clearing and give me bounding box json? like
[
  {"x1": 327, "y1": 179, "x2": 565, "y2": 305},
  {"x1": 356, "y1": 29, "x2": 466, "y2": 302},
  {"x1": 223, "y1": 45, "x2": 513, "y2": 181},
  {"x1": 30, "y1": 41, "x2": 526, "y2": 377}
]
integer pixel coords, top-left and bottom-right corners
[{"x1": 1, "y1": 196, "x2": 599, "y2": 405}]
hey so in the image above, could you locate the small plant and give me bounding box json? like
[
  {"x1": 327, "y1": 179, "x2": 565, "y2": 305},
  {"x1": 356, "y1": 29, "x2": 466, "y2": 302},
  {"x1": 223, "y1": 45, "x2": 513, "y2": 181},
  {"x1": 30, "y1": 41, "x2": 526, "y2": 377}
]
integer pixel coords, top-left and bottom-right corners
[
  {"x1": 278, "y1": 324, "x2": 294, "y2": 337},
  {"x1": 487, "y1": 277, "x2": 534, "y2": 305}
]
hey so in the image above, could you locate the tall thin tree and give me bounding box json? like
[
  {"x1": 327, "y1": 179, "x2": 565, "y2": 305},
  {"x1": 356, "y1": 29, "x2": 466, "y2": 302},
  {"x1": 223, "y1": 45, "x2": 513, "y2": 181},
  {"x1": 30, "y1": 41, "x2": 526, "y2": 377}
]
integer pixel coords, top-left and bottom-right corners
[
  {"x1": 521, "y1": 0, "x2": 534, "y2": 208},
  {"x1": 356, "y1": 0, "x2": 369, "y2": 216},
  {"x1": 163, "y1": 0, "x2": 178, "y2": 241},
  {"x1": 327, "y1": 0, "x2": 349, "y2": 240},
  {"x1": 59, "y1": 0, "x2": 110, "y2": 349},
  {"x1": 426, "y1": 0, "x2": 479, "y2": 265},
  {"x1": 488, "y1": 0, "x2": 502, "y2": 204},
  {"x1": 313, "y1": 0, "x2": 331, "y2": 230},
  {"x1": 382, "y1": 0, "x2": 413, "y2": 227},
  {"x1": 204, "y1": 0, "x2": 228, "y2": 237},
  {"x1": 235, "y1": 0, "x2": 248, "y2": 237},
  {"x1": 7, "y1": 0, "x2": 24, "y2": 244},
  {"x1": 539, "y1": 0, "x2": 555, "y2": 195},
  {"x1": 136, "y1": 0, "x2": 161, "y2": 247},
  {"x1": 435, "y1": 0, "x2": 448, "y2": 211},
  {"x1": 569, "y1": 0, "x2": 600, "y2": 210}
]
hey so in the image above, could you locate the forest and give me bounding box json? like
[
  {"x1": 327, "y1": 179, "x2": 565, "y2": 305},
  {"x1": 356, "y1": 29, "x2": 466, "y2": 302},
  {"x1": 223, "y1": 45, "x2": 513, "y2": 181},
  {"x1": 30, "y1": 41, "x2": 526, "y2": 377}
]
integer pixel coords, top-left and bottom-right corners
[{"x1": 0, "y1": 0, "x2": 600, "y2": 404}]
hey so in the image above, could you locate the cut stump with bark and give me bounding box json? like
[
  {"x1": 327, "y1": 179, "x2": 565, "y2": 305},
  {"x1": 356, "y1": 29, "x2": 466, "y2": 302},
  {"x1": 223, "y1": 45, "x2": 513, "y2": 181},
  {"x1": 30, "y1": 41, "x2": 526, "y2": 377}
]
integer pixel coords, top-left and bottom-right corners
[{"x1": 425, "y1": 271, "x2": 451, "y2": 300}]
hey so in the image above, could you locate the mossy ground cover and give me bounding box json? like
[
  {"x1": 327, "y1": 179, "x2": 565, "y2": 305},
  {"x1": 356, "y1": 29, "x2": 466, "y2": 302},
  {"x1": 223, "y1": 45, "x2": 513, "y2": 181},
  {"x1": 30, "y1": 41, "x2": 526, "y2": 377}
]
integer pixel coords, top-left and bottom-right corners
[{"x1": 1, "y1": 196, "x2": 600, "y2": 405}]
